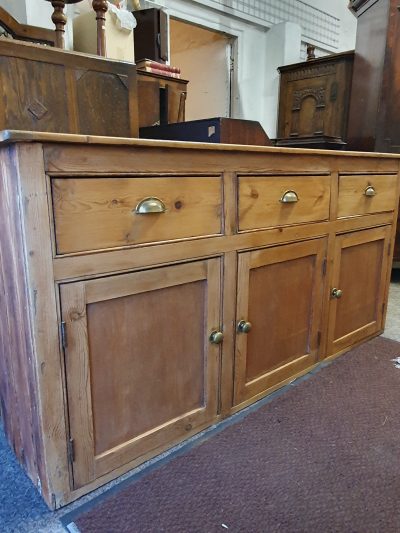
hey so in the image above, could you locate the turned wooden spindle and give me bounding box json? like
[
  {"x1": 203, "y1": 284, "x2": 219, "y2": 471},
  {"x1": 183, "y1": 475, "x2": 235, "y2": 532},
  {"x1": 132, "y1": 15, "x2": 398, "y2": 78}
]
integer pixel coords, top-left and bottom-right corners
[
  {"x1": 92, "y1": 0, "x2": 108, "y2": 57},
  {"x1": 48, "y1": 0, "x2": 67, "y2": 48},
  {"x1": 45, "y1": 0, "x2": 82, "y2": 49}
]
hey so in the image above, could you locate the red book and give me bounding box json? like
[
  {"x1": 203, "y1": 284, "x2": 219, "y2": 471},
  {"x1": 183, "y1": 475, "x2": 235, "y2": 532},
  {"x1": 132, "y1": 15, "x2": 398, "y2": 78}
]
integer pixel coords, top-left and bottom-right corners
[{"x1": 136, "y1": 59, "x2": 181, "y2": 75}]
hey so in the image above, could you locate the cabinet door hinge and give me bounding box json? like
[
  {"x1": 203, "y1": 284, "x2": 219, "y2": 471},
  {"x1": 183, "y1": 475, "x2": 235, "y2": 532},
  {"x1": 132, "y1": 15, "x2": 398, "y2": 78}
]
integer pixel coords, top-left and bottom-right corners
[
  {"x1": 60, "y1": 321, "x2": 67, "y2": 350},
  {"x1": 67, "y1": 438, "x2": 75, "y2": 464},
  {"x1": 322, "y1": 258, "x2": 327, "y2": 276}
]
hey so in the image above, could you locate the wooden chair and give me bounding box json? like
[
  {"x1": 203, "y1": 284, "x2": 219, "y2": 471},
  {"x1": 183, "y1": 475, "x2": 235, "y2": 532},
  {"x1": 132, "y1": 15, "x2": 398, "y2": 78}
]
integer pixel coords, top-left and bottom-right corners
[
  {"x1": 0, "y1": 6, "x2": 56, "y2": 46},
  {"x1": 45, "y1": 0, "x2": 108, "y2": 55}
]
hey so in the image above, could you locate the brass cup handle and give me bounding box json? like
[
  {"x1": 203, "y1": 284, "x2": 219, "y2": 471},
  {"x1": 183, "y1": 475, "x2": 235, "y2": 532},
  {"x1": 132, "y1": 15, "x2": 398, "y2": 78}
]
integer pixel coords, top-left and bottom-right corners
[
  {"x1": 209, "y1": 330, "x2": 224, "y2": 344},
  {"x1": 331, "y1": 288, "x2": 343, "y2": 299},
  {"x1": 364, "y1": 186, "x2": 376, "y2": 197},
  {"x1": 237, "y1": 320, "x2": 252, "y2": 333},
  {"x1": 280, "y1": 190, "x2": 299, "y2": 203},
  {"x1": 135, "y1": 197, "x2": 166, "y2": 214}
]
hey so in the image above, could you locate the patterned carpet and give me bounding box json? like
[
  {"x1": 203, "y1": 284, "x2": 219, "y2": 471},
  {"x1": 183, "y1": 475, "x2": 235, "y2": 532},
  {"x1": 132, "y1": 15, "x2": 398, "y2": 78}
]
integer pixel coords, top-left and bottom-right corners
[{"x1": 70, "y1": 336, "x2": 400, "y2": 533}]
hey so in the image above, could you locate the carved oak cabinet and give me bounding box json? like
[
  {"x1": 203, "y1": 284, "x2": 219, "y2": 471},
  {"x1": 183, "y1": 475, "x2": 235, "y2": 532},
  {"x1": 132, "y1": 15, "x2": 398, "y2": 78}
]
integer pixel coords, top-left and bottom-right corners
[
  {"x1": 276, "y1": 51, "x2": 354, "y2": 149},
  {"x1": 0, "y1": 131, "x2": 398, "y2": 508}
]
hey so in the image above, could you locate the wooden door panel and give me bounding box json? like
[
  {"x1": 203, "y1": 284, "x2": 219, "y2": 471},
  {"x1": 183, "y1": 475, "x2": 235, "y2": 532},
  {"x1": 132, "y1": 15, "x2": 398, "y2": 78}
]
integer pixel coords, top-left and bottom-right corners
[
  {"x1": 234, "y1": 238, "x2": 327, "y2": 406},
  {"x1": 328, "y1": 226, "x2": 391, "y2": 354},
  {"x1": 61, "y1": 259, "x2": 221, "y2": 488},
  {"x1": 87, "y1": 283, "x2": 205, "y2": 456}
]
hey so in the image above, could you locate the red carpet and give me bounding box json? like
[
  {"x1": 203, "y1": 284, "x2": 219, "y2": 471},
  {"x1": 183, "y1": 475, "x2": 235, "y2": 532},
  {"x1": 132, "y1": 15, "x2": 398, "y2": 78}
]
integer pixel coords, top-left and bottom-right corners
[{"x1": 71, "y1": 336, "x2": 400, "y2": 533}]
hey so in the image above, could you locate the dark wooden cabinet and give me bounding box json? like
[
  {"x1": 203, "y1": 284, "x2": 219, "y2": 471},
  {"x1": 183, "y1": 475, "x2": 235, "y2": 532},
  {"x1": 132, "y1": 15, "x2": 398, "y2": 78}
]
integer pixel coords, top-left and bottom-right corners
[
  {"x1": 347, "y1": 0, "x2": 398, "y2": 153},
  {"x1": 137, "y1": 70, "x2": 188, "y2": 127},
  {"x1": 276, "y1": 51, "x2": 354, "y2": 149},
  {"x1": 347, "y1": 0, "x2": 400, "y2": 263}
]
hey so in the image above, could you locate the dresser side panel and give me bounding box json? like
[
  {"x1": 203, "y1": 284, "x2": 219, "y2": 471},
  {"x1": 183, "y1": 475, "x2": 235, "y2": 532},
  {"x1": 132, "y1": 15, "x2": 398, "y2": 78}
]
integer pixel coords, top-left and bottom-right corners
[{"x1": 0, "y1": 145, "x2": 41, "y2": 486}]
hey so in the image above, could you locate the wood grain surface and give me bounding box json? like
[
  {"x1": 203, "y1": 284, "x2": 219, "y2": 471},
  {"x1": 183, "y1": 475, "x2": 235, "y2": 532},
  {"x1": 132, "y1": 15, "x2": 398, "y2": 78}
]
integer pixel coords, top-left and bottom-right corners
[
  {"x1": 0, "y1": 137, "x2": 398, "y2": 508},
  {"x1": 52, "y1": 176, "x2": 223, "y2": 254}
]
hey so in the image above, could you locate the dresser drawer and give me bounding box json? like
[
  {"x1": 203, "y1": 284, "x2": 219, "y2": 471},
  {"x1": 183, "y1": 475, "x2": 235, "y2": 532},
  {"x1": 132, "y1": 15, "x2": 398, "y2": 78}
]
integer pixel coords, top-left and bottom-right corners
[
  {"x1": 337, "y1": 174, "x2": 398, "y2": 218},
  {"x1": 238, "y1": 175, "x2": 331, "y2": 231},
  {"x1": 51, "y1": 176, "x2": 222, "y2": 254}
]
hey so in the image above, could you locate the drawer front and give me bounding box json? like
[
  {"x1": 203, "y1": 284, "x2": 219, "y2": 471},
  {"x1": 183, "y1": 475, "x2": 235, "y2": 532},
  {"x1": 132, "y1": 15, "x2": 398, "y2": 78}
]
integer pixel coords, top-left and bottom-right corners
[
  {"x1": 338, "y1": 174, "x2": 398, "y2": 218},
  {"x1": 238, "y1": 175, "x2": 331, "y2": 231},
  {"x1": 52, "y1": 176, "x2": 223, "y2": 254}
]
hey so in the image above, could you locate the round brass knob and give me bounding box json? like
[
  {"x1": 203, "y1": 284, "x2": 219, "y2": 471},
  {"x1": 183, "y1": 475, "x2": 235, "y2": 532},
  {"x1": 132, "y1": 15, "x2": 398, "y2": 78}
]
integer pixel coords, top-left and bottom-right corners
[
  {"x1": 209, "y1": 330, "x2": 224, "y2": 344},
  {"x1": 237, "y1": 320, "x2": 252, "y2": 333},
  {"x1": 331, "y1": 288, "x2": 343, "y2": 299}
]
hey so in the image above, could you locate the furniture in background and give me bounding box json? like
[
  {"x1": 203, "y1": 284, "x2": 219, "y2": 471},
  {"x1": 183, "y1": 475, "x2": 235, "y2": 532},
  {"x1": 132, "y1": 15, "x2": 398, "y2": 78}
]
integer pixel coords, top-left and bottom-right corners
[
  {"x1": 0, "y1": 39, "x2": 138, "y2": 136},
  {"x1": 133, "y1": 7, "x2": 168, "y2": 63},
  {"x1": 0, "y1": 130, "x2": 398, "y2": 508},
  {"x1": 347, "y1": 0, "x2": 400, "y2": 264},
  {"x1": 276, "y1": 51, "x2": 354, "y2": 149},
  {"x1": 0, "y1": 6, "x2": 56, "y2": 45},
  {"x1": 347, "y1": 0, "x2": 399, "y2": 153},
  {"x1": 137, "y1": 70, "x2": 188, "y2": 127},
  {"x1": 140, "y1": 117, "x2": 272, "y2": 145}
]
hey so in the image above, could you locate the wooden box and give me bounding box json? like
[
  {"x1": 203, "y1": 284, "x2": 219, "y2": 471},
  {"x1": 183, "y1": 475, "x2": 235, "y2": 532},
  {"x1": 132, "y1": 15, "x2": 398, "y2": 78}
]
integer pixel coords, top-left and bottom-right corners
[
  {"x1": 276, "y1": 51, "x2": 354, "y2": 149},
  {"x1": 133, "y1": 8, "x2": 168, "y2": 63},
  {"x1": 0, "y1": 39, "x2": 138, "y2": 137},
  {"x1": 139, "y1": 117, "x2": 272, "y2": 145}
]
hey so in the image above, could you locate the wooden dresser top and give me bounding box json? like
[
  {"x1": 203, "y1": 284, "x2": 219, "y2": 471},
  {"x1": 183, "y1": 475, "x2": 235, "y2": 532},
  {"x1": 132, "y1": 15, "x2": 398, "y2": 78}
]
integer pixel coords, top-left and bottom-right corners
[{"x1": 2, "y1": 130, "x2": 400, "y2": 159}]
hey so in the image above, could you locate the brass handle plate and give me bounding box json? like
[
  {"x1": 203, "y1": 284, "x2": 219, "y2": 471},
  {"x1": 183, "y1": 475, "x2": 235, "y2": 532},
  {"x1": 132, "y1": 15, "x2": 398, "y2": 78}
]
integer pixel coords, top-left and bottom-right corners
[
  {"x1": 331, "y1": 287, "x2": 343, "y2": 299},
  {"x1": 237, "y1": 320, "x2": 252, "y2": 333},
  {"x1": 209, "y1": 330, "x2": 224, "y2": 344},
  {"x1": 280, "y1": 190, "x2": 299, "y2": 203},
  {"x1": 364, "y1": 186, "x2": 376, "y2": 197},
  {"x1": 135, "y1": 197, "x2": 166, "y2": 214}
]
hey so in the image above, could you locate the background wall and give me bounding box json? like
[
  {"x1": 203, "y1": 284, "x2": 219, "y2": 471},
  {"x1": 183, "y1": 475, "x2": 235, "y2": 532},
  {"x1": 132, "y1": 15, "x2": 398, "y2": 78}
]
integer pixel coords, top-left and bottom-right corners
[
  {"x1": 0, "y1": 0, "x2": 357, "y2": 137},
  {"x1": 170, "y1": 20, "x2": 232, "y2": 120}
]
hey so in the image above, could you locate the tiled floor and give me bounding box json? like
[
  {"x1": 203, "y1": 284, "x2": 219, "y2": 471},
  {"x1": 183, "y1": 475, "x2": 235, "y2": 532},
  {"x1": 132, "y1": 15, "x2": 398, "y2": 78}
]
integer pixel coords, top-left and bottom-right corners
[
  {"x1": 382, "y1": 271, "x2": 400, "y2": 343},
  {"x1": 1, "y1": 276, "x2": 400, "y2": 532}
]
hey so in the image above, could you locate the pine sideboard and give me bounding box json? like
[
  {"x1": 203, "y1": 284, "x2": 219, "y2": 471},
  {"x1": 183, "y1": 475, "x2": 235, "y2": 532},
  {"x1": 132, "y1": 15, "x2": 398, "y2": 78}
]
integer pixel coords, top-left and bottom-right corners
[{"x1": 0, "y1": 131, "x2": 399, "y2": 508}]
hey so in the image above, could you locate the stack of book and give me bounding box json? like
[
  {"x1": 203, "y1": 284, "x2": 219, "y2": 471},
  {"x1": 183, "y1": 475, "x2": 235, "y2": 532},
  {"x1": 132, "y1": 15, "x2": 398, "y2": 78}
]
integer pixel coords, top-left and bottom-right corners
[{"x1": 136, "y1": 59, "x2": 181, "y2": 78}]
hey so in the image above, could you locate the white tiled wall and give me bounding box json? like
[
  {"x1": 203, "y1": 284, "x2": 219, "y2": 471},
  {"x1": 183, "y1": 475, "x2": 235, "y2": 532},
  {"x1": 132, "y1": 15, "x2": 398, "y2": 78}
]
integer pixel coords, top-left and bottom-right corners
[{"x1": 210, "y1": 0, "x2": 340, "y2": 50}]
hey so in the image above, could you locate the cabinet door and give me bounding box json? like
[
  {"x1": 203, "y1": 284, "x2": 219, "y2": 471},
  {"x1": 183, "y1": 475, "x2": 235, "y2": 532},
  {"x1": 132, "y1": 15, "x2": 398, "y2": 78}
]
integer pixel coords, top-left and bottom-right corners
[
  {"x1": 327, "y1": 226, "x2": 391, "y2": 355},
  {"x1": 234, "y1": 238, "x2": 327, "y2": 406},
  {"x1": 61, "y1": 259, "x2": 221, "y2": 489}
]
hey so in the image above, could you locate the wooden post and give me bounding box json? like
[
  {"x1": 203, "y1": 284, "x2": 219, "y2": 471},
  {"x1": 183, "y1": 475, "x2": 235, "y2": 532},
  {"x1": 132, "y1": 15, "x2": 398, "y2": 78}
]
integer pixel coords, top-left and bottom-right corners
[
  {"x1": 49, "y1": 0, "x2": 67, "y2": 48},
  {"x1": 45, "y1": 0, "x2": 83, "y2": 49},
  {"x1": 92, "y1": 0, "x2": 108, "y2": 57}
]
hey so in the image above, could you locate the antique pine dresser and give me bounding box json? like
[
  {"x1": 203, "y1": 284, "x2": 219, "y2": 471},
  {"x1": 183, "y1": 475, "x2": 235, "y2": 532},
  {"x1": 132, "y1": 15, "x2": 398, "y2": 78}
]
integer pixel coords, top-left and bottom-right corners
[{"x1": 0, "y1": 130, "x2": 399, "y2": 508}]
